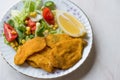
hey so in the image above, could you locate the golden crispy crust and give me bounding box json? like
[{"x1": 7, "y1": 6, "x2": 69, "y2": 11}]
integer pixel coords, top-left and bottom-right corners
[
  {"x1": 27, "y1": 47, "x2": 54, "y2": 72},
  {"x1": 27, "y1": 60, "x2": 38, "y2": 68},
  {"x1": 45, "y1": 34, "x2": 72, "y2": 48},
  {"x1": 14, "y1": 37, "x2": 46, "y2": 65},
  {"x1": 49, "y1": 39, "x2": 87, "y2": 69},
  {"x1": 14, "y1": 34, "x2": 87, "y2": 73}
]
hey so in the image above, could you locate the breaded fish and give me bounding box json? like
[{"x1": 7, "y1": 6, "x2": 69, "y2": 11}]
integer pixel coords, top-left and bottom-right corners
[
  {"x1": 46, "y1": 34, "x2": 72, "y2": 48},
  {"x1": 27, "y1": 47, "x2": 54, "y2": 72},
  {"x1": 49, "y1": 39, "x2": 87, "y2": 69},
  {"x1": 14, "y1": 37, "x2": 46, "y2": 65},
  {"x1": 27, "y1": 60, "x2": 38, "y2": 68}
]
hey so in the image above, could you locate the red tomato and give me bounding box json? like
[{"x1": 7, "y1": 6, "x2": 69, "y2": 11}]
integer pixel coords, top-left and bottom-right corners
[
  {"x1": 31, "y1": 26, "x2": 36, "y2": 31},
  {"x1": 26, "y1": 19, "x2": 36, "y2": 32},
  {"x1": 42, "y1": 7, "x2": 55, "y2": 25},
  {"x1": 27, "y1": 19, "x2": 36, "y2": 27},
  {"x1": 4, "y1": 23, "x2": 18, "y2": 42}
]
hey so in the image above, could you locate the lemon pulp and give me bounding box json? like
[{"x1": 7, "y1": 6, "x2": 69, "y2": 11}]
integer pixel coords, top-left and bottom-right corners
[
  {"x1": 56, "y1": 10, "x2": 86, "y2": 37},
  {"x1": 59, "y1": 15, "x2": 80, "y2": 34}
]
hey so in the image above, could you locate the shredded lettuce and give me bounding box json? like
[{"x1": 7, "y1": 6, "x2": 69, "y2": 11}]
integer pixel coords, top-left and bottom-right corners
[
  {"x1": 7, "y1": 19, "x2": 15, "y2": 27},
  {"x1": 9, "y1": 0, "x2": 42, "y2": 43},
  {"x1": 44, "y1": 1, "x2": 56, "y2": 10},
  {"x1": 35, "y1": 20, "x2": 47, "y2": 37},
  {"x1": 35, "y1": 0, "x2": 43, "y2": 10}
]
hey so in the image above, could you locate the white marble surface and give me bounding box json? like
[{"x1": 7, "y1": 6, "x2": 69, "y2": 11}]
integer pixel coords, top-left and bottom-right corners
[{"x1": 0, "y1": 0, "x2": 120, "y2": 80}]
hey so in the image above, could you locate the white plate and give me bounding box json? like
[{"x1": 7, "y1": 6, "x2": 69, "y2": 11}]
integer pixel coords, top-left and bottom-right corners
[{"x1": 0, "y1": 0, "x2": 93, "y2": 79}]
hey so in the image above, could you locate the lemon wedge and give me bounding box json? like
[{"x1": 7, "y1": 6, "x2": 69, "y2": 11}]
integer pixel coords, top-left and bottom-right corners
[{"x1": 55, "y1": 10, "x2": 86, "y2": 37}]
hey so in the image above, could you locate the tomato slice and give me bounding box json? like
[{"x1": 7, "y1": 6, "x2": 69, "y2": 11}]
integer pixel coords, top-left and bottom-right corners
[
  {"x1": 26, "y1": 19, "x2": 36, "y2": 32},
  {"x1": 4, "y1": 23, "x2": 18, "y2": 42},
  {"x1": 28, "y1": 19, "x2": 36, "y2": 27},
  {"x1": 43, "y1": 7, "x2": 55, "y2": 25},
  {"x1": 31, "y1": 26, "x2": 36, "y2": 31}
]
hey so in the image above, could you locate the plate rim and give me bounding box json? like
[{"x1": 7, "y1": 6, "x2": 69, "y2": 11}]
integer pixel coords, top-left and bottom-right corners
[{"x1": 0, "y1": 0, "x2": 94, "y2": 79}]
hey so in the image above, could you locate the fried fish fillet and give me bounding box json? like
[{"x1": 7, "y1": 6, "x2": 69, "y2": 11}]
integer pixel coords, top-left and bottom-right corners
[
  {"x1": 27, "y1": 60, "x2": 38, "y2": 68},
  {"x1": 49, "y1": 39, "x2": 87, "y2": 69},
  {"x1": 14, "y1": 37, "x2": 46, "y2": 65},
  {"x1": 46, "y1": 34, "x2": 72, "y2": 48},
  {"x1": 27, "y1": 47, "x2": 54, "y2": 72}
]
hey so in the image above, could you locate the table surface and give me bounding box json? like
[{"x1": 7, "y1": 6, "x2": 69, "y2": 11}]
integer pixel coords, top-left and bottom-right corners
[{"x1": 0, "y1": 0, "x2": 120, "y2": 80}]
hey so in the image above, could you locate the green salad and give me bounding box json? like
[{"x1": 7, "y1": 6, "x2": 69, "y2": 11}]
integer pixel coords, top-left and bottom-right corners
[{"x1": 3, "y1": 0, "x2": 63, "y2": 50}]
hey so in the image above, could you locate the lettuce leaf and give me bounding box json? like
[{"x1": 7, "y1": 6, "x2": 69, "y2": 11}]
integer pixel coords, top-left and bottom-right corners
[{"x1": 9, "y1": 0, "x2": 42, "y2": 43}]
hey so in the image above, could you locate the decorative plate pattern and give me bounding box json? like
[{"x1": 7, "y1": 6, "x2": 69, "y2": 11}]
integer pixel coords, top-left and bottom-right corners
[{"x1": 0, "y1": 0, "x2": 93, "y2": 79}]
